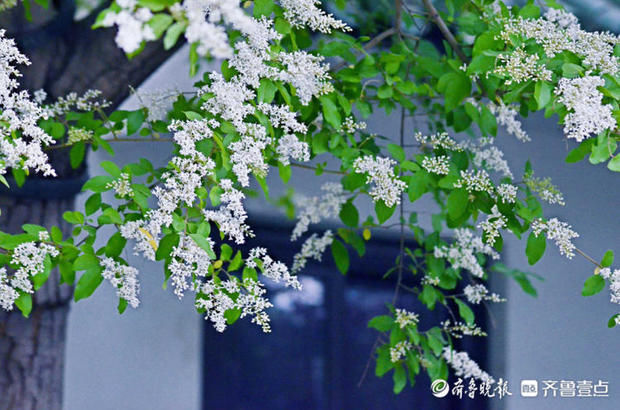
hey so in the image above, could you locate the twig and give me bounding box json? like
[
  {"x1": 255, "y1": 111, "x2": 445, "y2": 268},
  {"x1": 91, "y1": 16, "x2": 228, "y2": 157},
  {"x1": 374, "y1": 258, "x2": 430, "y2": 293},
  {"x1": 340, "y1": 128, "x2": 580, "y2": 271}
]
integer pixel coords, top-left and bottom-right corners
[
  {"x1": 331, "y1": 28, "x2": 397, "y2": 72},
  {"x1": 421, "y1": 0, "x2": 468, "y2": 62},
  {"x1": 289, "y1": 163, "x2": 346, "y2": 175}
]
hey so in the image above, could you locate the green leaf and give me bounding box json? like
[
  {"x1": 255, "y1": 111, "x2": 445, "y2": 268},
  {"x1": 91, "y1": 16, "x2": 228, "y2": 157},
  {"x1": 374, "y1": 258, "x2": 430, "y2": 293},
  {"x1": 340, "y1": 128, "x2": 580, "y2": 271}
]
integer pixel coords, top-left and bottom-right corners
[
  {"x1": 319, "y1": 95, "x2": 341, "y2": 128},
  {"x1": 85, "y1": 193, "x2": 102, "y2": 216},
  {"x1": 278, "y1": 163, "x2": 291, "y2": 184},
  {"x1": 608, "y1": 155, "x2": 620, "y2": 172},
  {"x1": 257, "y1": 79, "x2": 277, "y2": 103},
  {"x1": 454, "y1": 298, "x2": 475, "y2": 325},
  {"x1": 518, "y1": 3, "x2": 540, "y2": 18},
  {"x1": 189, "y1": 234, "x2": 216, "y2": 259},
  {"x1": 525, "y1": 232, "x2": 546, "y2": 265},
  {"x1": 368, "y1": 315, "x2": 394, "y2": 332},
  {"x1": 105, "y1": 232, "x2": 127, "y2": 258},
  {"x1": 565, "y1": 139, "x2": 594, "y2": 164},
  {"x1": 100, "y1": 161, "x2": 121, "y2": 177},
  {"x1": 156, "y1": 233, "x2": 179, "y2": 261},
  {"x1": 253, "y1": 0, "x2": 274, "y2": 17},
  {"x1": 147, "y1": 13, "x2": 173, "y2": 38},
  {"x1": 582, "y1": 275, "x2": 605, "y2": 297},
  {"x1": 82, "y1": 175, "x2": 114, "y2": 193},
  {"x1": 224, "y1": 308, "x2": 242, "y2": 325},
  {"x1": 608, "y1": 314, "x2": 619, "y2": 328},
  {"x1": 164, "y1": 22, "x2": 186, "y2": 50},
  {"x1": 74, "y1": 267, "x2": 104, "y2": 302},
  {"x1": 377, "y1": 84, "x2": 393, "y2": 99},
  {"x1": 73, "y1": 254, "x2": 100, "y2": 271},
  {"x1": 126, "y1": 110, "x2": 145, "y2": 135},
  {"x1": 63, "y1": 211, "x2": 84, "y2": 225},
  {"x1": 601, "y1": 250, "x2": 614, "y2": 268},
  {"x1": 70, "y1": 142, "x2": 86, "y2": 169},
  {"x1": 437, "y1": 72, "x2": 471, "y2": 112},
  {"x1": 447, "y1": 189, "x2": 468, "y2": 220},
  {"x1": 331, "y1": 239, "x2": 349, "y2": 274},
  {"x1": 534, "y1": 81, "x2": 552, "y2": 109},
  {"x1": 15, "y1": 293, "x2": 32, "y2": 318},
  {"x1": 339, "y1": 201, "x2": 359, "y2": 227},
  {"x1": 375, "y1": 201, "x2": 396, "y2": 224},
  {"x1": 393, "y1": 365, "x2": 407, "y2": 394},
  {"x1": 118, "y1": 298, "x2": 128, "y2": 314},
  {"x1": 387, "y1": 144, "x2": 405, "y2": 162}
]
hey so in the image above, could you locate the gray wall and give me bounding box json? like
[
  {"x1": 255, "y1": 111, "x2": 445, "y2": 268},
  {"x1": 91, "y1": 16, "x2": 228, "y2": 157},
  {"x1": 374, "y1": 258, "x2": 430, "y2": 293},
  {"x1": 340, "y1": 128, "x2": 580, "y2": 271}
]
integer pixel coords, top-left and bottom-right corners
[{"x1": 63, "y1": 45, "x2": 620, "y2": 409}]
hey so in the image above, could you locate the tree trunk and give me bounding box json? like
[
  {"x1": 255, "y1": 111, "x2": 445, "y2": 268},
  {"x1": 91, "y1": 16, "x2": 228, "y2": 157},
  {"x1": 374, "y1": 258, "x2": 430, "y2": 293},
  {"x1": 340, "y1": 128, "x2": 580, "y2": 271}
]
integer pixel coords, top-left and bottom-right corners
[
  {"x1": 0, "y1": 1, "x2": 181, "y2": 407},
  {"x1": 0, "y1": 196, "x2": 75, "y2": 410}
]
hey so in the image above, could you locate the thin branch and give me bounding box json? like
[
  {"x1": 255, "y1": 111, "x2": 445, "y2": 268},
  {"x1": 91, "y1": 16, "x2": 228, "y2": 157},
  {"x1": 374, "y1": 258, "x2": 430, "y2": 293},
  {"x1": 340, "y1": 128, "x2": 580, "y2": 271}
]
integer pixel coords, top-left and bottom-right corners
[
  {"x1": 575, "y1": 247, "x2": 602, "y2": 269},
  {"x1": 331, "y1": 28, "x2": 397, "y2": 72},
  {"x1": 289, "y1": 163, "x2": 346, "y2": 175},
  {"x1": 421, "y1": 0, "x2": 468, "y2": 62}
]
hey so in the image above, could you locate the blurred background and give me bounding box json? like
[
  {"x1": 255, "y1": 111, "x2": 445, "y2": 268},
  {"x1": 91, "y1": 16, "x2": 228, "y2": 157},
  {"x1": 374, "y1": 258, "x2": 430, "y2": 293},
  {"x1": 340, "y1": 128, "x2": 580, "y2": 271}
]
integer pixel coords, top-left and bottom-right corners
[{"x1": 7, "y1": 0, "x2": 611, "y2": 409}]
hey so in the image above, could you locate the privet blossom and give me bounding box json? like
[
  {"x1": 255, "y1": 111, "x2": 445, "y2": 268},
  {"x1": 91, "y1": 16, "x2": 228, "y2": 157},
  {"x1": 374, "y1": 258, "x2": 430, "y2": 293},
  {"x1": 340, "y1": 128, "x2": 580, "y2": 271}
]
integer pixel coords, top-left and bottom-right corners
[
  {"x1": 434, "y1": 229, "x2": 499, "y2": 278},
  {"x1": 442, "y1": 347, "x2": 494, "y2": 383},
  {"x1": 100, "y1": 257, "x2": 140, "y2": 308},
  {"x1": 0, "y1": 30, "x2": 55, "y2": 177},
  {"x1": 531, "y1": 218, "x2": 579, "y2": 259},
  {"x1": 353, "y1": 156, "x2": 406, "y2": 207}
]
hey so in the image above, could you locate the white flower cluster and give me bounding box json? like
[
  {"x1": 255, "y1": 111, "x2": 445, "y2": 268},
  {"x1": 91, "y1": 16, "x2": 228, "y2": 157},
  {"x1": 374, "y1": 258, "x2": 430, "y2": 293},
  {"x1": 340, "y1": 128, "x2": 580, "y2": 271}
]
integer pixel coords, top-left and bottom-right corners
[
  {"x1": 390, "y1": 340, "x2": 413, "y2": 363},
  {"x1": 276, "y1": 134, "x2": 310, "y2": 166},
  {"x1": 121, "y1": 120, "x2": 216, "y2": 260},
  {"x1": 554, "y1": 76, "x2": 616, "y2": 142},
  {"x1": 524, "y1": 172, "x2": 565, "y2": 206},
  {"x1": 196, "y1": 247, "x2": 301, "y2": 332},
  {"x1": 100, "y1": 0, "x2": 156, "y2": 54},
  {"x1": 441, "y1": 319, "x2": 487, "y2": 338},
  {"x1": 291, "y1": 230, "x2": 333, "y2": 274},
  {"x1": 486, "y1": 101, "x2": 530, "y2": 142},
  {"x1": 0, "y1": 240, "x2": 59, "y2": 310},
  {"x1": 460, "y1": 137, "x2": 513, "y2": 179},
  {"x1": 453, "y1": 169, "x2": 494, "y2": 194},
  {"x1": 196, "y1": 18, "x2": 328, "y2": 186},
  {"x1": 434, "y1": 229, "x2": 499, "y2": 278},
  {"x1": 496, "y1": 183, "x2": 517, "y2": 204},
  {"x1": 100, "y1": 257, "x2": 140, "y2": 308},
  {"x1": 421, "y1": 275, "x2": 440, "y2": 286},
  {"x1": 43, "y1": 89, "x2": 110, "y2": 117},
  {"x1": 442, "y1": 347, "x2": 495, "y2": 383},
  {"x1": 494, "y1": 45, "x2": 552, "y2": 85},
  {"x1": 353, "y1": 156, "x2": 406, "y2": 207},
  {"x1": 499, "y1": 11, "x2": 619, "y2": 75},
  {"x1": 67, "y1": 127, "x2": 94, "y2": 144},
  {"x1": 421, "y1": 155, "x2": 450, "y2": 175},
  {"x1": 0, "y1": 268, "x2": 18, "y2": 311},
  {"x1": 280, "y1": 0, "x2": 351, "y2": 33},
  {"x1": 107, "y1": 172, "x2": 134, "y2": 198},
  {"x1": 599, "y1": 267, "x2": 620, "y2": 326},
  {"x1": 478, "y1": 205, "x2": 507, "y2": 247},
  {"x1": 340, "y1": 116, "x2": 367, "y2": 134},
  {"x1": 247, "y1": 247, "x2": 302, "y2": 290},
  {"x1": 395, "y1": 308, "x2": 419, "y2": 329},
  {"x1": 0, "y1": 30, "x2": 56, "y2": 177},
  {"x1": 169, "y1": 232, "x2": 214, "y2": 298},
  {"x1": 463, "y1": 283, "x2": 505, "y2": 305},
  {"x1": 291, "y1": 182, "x2": 347, "y2": 240},
  {"x1": 531, "y1": 217, "x2": 579, "y2": 259},
  {"x1": 414, "y1": 131, "x2": 462, "y2": 151},
  {"x1": 203, "y1": 179, "x2": 253, "y2": 245},
  {"x1": 134, "y1": 88, "x2": 178, "y2": 122},
  {"x1": 195, "y1": 276, "x2": 272, "y2": 333}
]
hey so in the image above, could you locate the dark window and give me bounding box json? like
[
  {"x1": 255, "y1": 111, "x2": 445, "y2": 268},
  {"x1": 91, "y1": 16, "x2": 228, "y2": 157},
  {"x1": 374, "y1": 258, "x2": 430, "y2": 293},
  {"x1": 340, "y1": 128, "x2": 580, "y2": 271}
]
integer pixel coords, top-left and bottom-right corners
[{"x1": 203, "y1": 220, "x2": 489, "y2": 410}]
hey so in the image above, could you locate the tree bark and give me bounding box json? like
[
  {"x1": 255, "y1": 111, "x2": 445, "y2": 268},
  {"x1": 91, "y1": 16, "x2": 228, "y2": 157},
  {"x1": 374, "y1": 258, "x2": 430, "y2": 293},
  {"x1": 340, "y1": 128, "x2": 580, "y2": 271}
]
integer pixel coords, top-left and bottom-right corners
[
  {"x1": 0, "y1": 1, "x2": 181, "y2": 408},
  {"x1": 0, "y1": 196, "x2": 74, "y2": 410}
]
